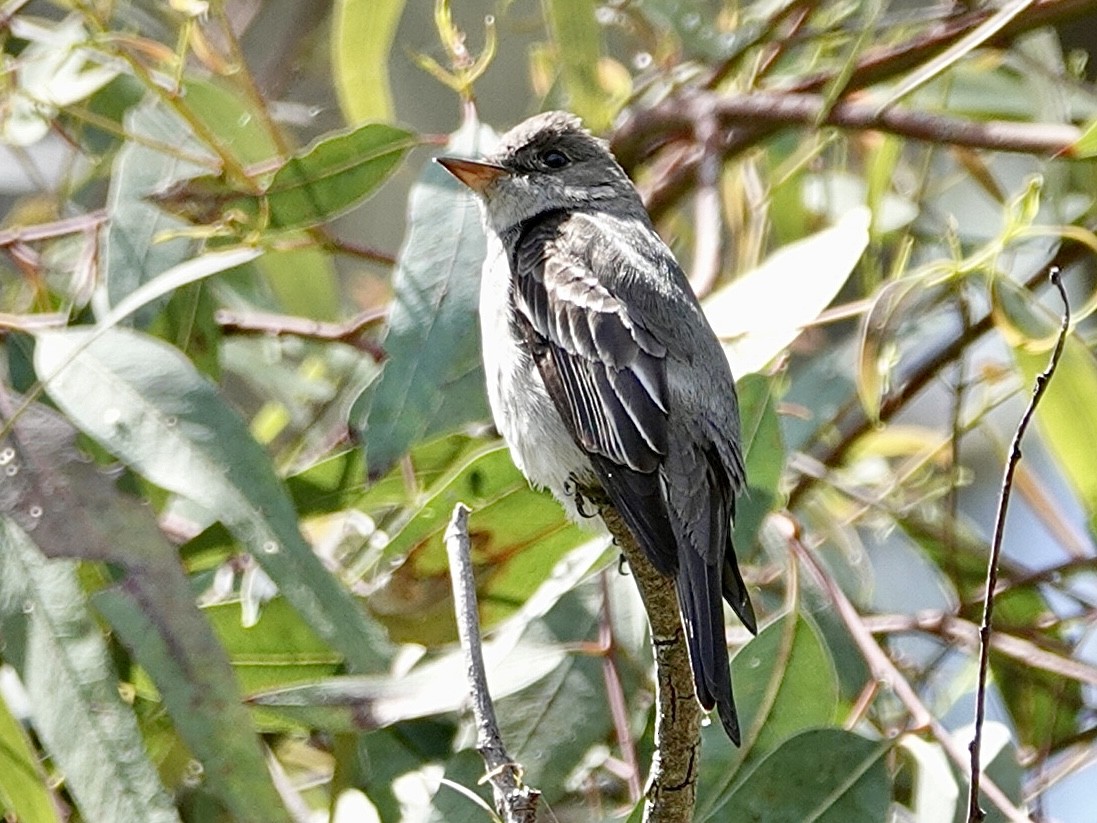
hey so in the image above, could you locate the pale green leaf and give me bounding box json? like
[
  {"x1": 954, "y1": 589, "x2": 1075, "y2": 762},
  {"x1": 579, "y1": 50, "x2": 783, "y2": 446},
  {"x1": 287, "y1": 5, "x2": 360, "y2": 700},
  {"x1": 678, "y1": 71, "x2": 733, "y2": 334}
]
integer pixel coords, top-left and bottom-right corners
[
  {"x1": 33, "y1": 327, "x2": 386, "y2": 674},
  {"x1": 356, "y1": 117, "x2": 497, "y2": 473},
  {"x1": 249, "y1": 641, "x2": 566, "y2": 731},
  {"x1": 705, "y1": 206, "x2": 870, "y2": 375},
  {"x1": 102, "y1": 98, "x2": 212, "y2": 324},
  {"x1": 0, "y1": 398, "x2": 290, "y2": 823},
  {"x1": 332, "y1": 0, "x2": 405, "y2": 123},
  {"x1": 0, "y1": 521, "x2": 180, "y2": 823}
]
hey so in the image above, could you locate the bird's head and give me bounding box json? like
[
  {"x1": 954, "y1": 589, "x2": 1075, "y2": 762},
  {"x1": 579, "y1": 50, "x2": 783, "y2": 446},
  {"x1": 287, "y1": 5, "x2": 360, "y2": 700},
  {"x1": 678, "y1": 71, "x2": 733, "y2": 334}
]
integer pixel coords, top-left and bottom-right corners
[{"x1": 437, "y1": 111, "x2": 645, "y2": 233}]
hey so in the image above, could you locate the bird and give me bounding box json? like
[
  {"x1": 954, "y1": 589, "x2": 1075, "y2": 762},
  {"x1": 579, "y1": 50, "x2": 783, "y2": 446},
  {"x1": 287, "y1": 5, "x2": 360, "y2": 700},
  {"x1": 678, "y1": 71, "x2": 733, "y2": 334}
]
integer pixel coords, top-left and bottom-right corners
[{"x1": 437, "y1": 111, "x2": 757, "y2": 745}]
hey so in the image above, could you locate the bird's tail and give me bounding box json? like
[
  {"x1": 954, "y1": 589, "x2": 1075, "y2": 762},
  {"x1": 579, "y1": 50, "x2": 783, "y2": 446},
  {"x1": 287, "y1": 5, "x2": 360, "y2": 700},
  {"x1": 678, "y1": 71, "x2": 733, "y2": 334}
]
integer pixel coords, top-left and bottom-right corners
[{"x1": 676, "y1": 549, "x2": 742, "y2": 744}]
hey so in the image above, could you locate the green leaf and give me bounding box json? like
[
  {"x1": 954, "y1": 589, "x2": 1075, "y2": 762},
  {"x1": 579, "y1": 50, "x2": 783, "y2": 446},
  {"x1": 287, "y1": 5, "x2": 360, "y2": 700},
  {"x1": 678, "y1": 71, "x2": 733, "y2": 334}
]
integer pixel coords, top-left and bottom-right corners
[
  {"x1": 542, "y1": 0, "x2": 613, "y2": 130},
  {"x1": 0, "y1": 397, "x2": 289, "y2": 823},
  {"x1": 258, "y1": 241, "x2": 342, "y2": 321},
  {"x1": 332, "y1": 0, "x2": 406, "y2": 123},
  {"x1": 355, "y1": 117, "x2": 497, "y2": 473},
  {"x1": 0, "y1": 522, "x2": 180, "y2": 823},
  {"x1": 367, "y1": 442, "x2": 589, "y2": 642},
  {"x1": 734, "y1": 373, "x2": 786, "y2": 555},
  {"x1": 182, "y1": 79, "x2": 280, "y2": 166},
  {"x1": 738, "y1": 374, "x2": 785, "y2": 496},
  {"x1": 705, "y1": 207, "x2": 870, "y2": 376},
  {"x1": 261, "y1": 123, "x2": 417, "y2": 228},
  {"x1": 705, "y1": 728, "x2": 891, "y2": 822},
  {"x1": 33, "y1": 327, "x2": 386, "y2": 674},
  {"x1": 158, "y1": 124, "x2": 417, "y2": 231},
  {"x1": 0, "y1": 672, "x2": 60, "y2": 823},
  {"x1": 696, "y1": 614, "x2": 838, "y2": 820},
  {"x1": 204, "y1": 598, "x2": 342, "y2": 697},
  {"x1": 94, "y1": 579, "x2": 293, "y2": 823},
  {"x1": 102, "y1": 98, "x2": 211, "y2": 324}
]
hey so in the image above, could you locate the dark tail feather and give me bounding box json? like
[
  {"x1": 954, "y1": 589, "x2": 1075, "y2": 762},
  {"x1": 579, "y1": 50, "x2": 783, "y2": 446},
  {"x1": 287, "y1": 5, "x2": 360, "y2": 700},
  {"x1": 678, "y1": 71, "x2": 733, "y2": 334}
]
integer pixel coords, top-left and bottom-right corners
[
  {"x1": 723, "y1": 547, "x2": 757, "y2": 635},
  {"x1": 677, "y1": 551, "x2": 741, "y2": 746}
]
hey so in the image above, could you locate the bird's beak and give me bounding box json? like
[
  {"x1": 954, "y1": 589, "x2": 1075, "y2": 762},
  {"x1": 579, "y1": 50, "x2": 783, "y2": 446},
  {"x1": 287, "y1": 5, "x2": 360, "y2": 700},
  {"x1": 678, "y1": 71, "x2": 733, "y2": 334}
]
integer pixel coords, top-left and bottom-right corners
[{"x1": 436, "y1": 156, "x2": 510, "y2": 194}]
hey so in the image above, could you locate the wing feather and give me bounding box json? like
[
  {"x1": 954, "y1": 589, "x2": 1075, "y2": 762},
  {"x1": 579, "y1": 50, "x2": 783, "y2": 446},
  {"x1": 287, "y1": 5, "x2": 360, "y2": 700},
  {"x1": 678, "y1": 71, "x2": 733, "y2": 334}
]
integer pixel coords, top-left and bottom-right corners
[{"x1": 511, "y1": 214, "x2": 668, "y2": 472}]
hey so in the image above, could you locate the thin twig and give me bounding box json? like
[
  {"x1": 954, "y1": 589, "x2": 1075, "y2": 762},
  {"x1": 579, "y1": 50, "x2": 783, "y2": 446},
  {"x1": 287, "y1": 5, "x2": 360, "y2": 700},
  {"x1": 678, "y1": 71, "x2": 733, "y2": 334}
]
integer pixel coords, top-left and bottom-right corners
[
  {"x1": 861, "y1": 612, "x2": 1097, "y2": 688},
  {"x1": 598, "y1": 505, "x2": 700, "y2": 823},
  {"x1": 444, "y1": 503, "x2": 541, "y2": 823},
  {"x1": 967, "y1": 267, "x2": 1070, "y2": 823},
  {"x1": 215, "y1": 307, "x2": 387, "y2": 361},
  {"x1": 598, "y1": 570, "x2": 643, "y2": 804}
]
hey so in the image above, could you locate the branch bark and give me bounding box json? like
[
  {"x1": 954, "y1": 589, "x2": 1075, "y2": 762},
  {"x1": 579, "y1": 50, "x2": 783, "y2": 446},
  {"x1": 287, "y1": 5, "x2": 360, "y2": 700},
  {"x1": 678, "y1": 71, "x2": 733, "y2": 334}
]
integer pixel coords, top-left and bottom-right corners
[
  {"x1": 967, "y1": 268, "x2": 1070, "y2": 823},
  {"x1": 611, "y1": 0, "x2": 1097, "y2": 217},
  {"x1": 599, "y1": 504, "x2": 701, "y2": 823},
  {"x1": 445, "y1": 503, "x2": 541, "y2": 823}
]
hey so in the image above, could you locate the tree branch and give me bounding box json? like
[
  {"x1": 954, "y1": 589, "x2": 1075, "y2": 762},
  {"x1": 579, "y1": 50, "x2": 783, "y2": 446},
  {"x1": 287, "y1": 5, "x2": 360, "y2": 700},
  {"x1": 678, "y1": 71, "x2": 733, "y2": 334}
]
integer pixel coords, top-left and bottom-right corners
[
  {"x1": 599, "y1": 504, "x2": 701, "y2": 823},
  {"x1": 444, "y1": 503, "x2": 541, "y2": 823},
  {"x1": 967, "y1": 267, "x2": 1070, "y2": 823},
  {"x1": 612, "y1": 0, "x2": 1097, "y2": 217}
]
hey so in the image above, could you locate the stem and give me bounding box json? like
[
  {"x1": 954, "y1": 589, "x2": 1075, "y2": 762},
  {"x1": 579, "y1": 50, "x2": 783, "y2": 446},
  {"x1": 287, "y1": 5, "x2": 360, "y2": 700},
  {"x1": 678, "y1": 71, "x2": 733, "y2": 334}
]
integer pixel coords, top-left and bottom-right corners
[{"x1": 967, "y1": 268, "x2": 1070, "y2": 822}]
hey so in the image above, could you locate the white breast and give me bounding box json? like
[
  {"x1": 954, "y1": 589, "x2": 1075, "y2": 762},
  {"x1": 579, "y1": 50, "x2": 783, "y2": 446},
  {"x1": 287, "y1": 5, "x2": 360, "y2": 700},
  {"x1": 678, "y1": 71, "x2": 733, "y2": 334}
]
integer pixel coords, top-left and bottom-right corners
[{"x1": 479, "y1": 234, "x2": 595, "y2": 520}]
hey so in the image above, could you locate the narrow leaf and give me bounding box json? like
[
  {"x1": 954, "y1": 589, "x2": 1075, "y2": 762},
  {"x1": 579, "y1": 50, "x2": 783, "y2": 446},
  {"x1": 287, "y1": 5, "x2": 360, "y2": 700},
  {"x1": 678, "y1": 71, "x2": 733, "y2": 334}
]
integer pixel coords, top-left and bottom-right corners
[
  {"x1": 706, "y1": 207, "x2": 870, "y2": 376},
  {"x1": 156, "y1": 124, "x2": 417, "y2": 231},
  {"x1": 33, "y1": 327, "x2": 386, "y2": 674},
  {"x1": 332, "y1": 0, "x2": 406, "y2": 123},
  {"x1": 95, "y1": 579, "x2": 293, "y2": 823},
  {"x1": 0, "y1": 397, "x2": 289, "y2": 823},
  {"x1": 542, "y1": 0, "x2": 612, "y2": 130},
  {"x1": 0, "y1": 521, "x2": 181, "y2": 823},
  {"x1": 250, "y1": 642, "x2": 565, "y2": 732},
  {"x1": 356, "y1": 117, "x2": 497, "y2": 473},
  {"x1": 102, "y1": 98, "x2": 212, "y2": 324},
  {"x1": 262, "y1": 123, "x2": 417, "y2": 228},
  {"x1": 0, "y1": 676, "x2": 60, "y2": 823}
]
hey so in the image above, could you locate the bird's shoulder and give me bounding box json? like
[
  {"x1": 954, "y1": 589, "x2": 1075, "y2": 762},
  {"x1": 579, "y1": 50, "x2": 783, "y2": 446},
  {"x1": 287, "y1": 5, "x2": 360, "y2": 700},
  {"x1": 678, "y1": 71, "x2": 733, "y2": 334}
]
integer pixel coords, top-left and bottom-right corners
[{"x1": 509, "y1": 209, "x2": 704, "y2": 350}]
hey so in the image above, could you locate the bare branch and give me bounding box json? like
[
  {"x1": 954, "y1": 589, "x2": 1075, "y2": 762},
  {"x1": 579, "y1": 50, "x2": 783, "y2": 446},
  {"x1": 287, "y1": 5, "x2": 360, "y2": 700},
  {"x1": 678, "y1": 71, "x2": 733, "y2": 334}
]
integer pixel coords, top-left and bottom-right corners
[
  {"x1": 968, "y1": 267, "x2": 1070, "y2": 823},
  {"x1": 599, "y1": 505, "x2": 701, "y2": 823},
  {"x1": 862, "y1": 612, "x2": 1097, "y2": 687},
  {"x1": 215, "y1": 307, "x2": 387, "y2": 361},
  {"x1": 445, "y1": 503, "x2": 541, "y2": 823}
]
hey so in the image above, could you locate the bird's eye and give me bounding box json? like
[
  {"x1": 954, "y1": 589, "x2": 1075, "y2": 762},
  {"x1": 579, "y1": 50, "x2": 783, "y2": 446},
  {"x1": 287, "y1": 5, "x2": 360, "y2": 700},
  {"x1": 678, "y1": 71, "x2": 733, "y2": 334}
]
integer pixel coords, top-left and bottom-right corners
[{"x1": 541, "y1": 150, "x2": 570, "y2": 169}]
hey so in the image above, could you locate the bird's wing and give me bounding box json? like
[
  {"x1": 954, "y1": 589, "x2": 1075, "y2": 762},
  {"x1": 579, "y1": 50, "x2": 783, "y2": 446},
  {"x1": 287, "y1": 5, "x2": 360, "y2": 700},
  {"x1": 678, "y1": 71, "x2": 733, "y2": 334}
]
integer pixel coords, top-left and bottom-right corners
[
  {"x1": 511, "y1": 214, "x2": 670, "y2": 471},
  {"x1": 509, "y1": 212, "x2": 679, "y2": 572}
]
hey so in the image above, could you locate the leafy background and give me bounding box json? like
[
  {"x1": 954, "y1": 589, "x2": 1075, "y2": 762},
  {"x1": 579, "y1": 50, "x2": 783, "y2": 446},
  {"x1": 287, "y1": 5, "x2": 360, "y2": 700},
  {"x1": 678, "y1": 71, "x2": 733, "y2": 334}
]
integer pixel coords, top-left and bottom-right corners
[{"x1": 2, "y1": 0, "x2": 1097, "y2": 821}]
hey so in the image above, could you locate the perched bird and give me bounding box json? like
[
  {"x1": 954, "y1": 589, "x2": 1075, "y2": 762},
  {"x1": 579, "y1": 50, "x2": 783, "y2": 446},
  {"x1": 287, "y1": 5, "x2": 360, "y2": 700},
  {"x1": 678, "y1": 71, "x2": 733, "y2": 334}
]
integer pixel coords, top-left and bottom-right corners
[{"x1": 438, "y1": 111, "x2": 757, "y2": 744}]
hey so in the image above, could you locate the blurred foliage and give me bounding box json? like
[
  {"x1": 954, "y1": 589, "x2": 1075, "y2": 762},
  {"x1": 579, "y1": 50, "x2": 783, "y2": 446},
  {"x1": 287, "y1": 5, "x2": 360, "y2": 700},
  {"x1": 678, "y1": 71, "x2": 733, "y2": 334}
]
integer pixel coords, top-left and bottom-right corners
[{"x1": 1, "y1": 0, "x2": 1097, "y2": 821}]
